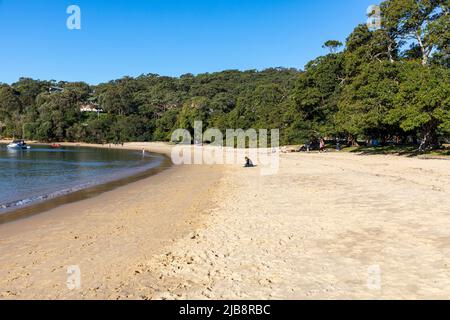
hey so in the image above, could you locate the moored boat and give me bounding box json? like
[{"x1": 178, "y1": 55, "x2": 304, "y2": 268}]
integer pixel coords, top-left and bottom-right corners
[{"x1": 7, "y1": 140, "x2": 31, "y2": 150}]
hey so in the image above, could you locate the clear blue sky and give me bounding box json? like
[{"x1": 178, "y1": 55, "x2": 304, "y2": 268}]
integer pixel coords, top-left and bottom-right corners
[{"x1": 0, "y1": 0, "x2": 379, "y2": 84}]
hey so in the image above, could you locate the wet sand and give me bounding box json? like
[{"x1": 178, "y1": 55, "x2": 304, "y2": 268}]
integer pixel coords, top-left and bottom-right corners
[
  {"x1": 0, "y1": 141, "x2": 174, "y2": 223},
  {"x1": 0, "y1": 143, "x2": 224, "y2": 299},
  {"x1": 1, "y1": 145, "x2": 450, "y2": 299}
]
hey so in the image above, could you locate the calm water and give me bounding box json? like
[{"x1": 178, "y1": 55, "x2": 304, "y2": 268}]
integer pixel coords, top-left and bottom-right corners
[{"x1": 0, "y1": 144, "x2": 163, "y2": 213}]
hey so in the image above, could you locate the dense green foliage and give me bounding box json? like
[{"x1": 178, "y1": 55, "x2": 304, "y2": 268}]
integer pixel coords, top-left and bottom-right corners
[
  {"x1": 0, "y1": 69, "x2": 300, "y2": 144},
  {"x1": 0, "y1": 0, "x2": 448, "y2": 150}
]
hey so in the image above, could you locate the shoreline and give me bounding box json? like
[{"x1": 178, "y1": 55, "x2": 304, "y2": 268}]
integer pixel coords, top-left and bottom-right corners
[
  {"x1": 0, "y1": 141, "x2": 173, "y2": 224},
  {"x1": 0, "y1": 143, "x2": 227, "y2": 299},
  {"x1": 0, "y1": 140, "x2": 175, "y2": 156}
]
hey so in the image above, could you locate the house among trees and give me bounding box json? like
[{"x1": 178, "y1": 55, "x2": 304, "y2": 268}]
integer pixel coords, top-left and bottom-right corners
[
  {"x1": 49, "y1": 86, "x2": 64, "y2": 94},
  {"x1": 80, "y1": 103, "x2": 103, "y2": 114},
  {"x1": 80, "y1": 96, "x2": 104, "y2": 113}
]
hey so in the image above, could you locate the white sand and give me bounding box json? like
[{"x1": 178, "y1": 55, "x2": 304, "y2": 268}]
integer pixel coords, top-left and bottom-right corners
[{"x1": 126, "y1": 152, "x2": 450, "y2": 300}]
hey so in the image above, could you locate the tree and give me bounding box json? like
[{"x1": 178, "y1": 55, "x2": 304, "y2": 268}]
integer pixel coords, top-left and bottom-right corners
[
  {"x1": 386, "y1": 62, "x2": 450, "y2": 151},
  {"x1": 0, "y1": 86, "x2": 23, "y2": 137},
  {"x1": 381, "y1": 0, "x2": 449, "y2": 65},
  {"x1": 335, "y1": 61, "x2": 401, "y2": 144},
  {"x1": 291, "y1": 53, "x2": 344, "y2": 140},
  {"x1": 344, "y1": 24, "x2": 398, "y2": 78},
  {"x1": 322, "y1": 40, "x2": 343, "y2": 53}
]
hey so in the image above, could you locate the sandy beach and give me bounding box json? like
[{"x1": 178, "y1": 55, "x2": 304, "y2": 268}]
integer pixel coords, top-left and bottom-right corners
[{"x1": 1, "y1": 143, "x2": 450, "y2": 299}]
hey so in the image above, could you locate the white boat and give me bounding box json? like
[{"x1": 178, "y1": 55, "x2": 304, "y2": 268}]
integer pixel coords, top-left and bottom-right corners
[{"x1": 7, "y1": 140, "x2": 31, "y2": 150}]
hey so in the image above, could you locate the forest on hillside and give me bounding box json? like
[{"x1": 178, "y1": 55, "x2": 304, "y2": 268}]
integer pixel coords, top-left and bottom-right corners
[{"x1": 0, "y1": 0, "x2": 449, "y2": 151}]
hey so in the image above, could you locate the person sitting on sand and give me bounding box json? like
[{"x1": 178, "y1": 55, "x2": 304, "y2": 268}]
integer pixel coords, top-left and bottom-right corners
[{"x1": 244, "y1": 157, "x2": 254, "y2": 168}]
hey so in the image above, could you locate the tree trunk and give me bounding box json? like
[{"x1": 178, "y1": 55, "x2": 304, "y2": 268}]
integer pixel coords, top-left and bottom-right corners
[
  {"x1": 422, "y1": 54, "x2": 429, "y2": 66},
  {"x1": 418, "y1": 123, "x2": 439, "y2": 152},
  {"x1": 416, "y1": 32, "x2": 429, "y2": 66},
  {"x1": 348, "y1": 135, "x2": 359, "y2": 147},
  {"x1": 387, "y1": 41, "x2": 395, "y2": 63}
]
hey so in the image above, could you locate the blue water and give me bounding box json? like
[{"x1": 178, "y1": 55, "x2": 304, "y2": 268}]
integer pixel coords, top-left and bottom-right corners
[{"x1": 0, "y1": 144, "x2": 163, "y2": 212}]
